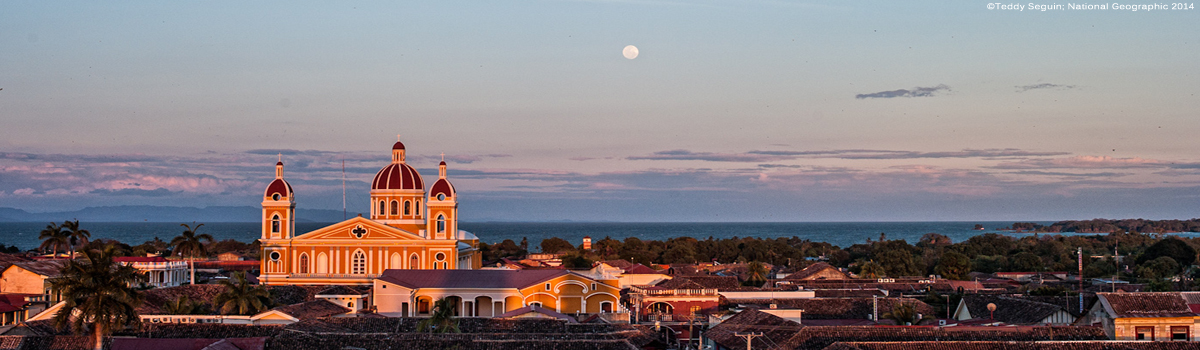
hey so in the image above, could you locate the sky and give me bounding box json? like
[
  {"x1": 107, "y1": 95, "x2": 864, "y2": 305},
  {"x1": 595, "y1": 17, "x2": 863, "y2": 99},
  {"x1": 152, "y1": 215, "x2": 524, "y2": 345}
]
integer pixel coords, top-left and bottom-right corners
[{"x1": 1, "y1": 1, "x2": 1198, "y2": 222}]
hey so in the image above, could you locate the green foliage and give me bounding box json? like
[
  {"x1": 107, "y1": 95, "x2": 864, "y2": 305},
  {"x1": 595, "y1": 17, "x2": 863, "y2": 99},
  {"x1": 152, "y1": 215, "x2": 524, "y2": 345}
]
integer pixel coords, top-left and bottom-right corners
[
  {"x1": 856, "y1": 260, "x2": 885, "y2": 279},
  {"x1": 934, "y1": 251, "x2": 972, "y2": 280},
  {"x1": 50, "y1": 244, "x2": 146, "y2": 350},
  {"x1": 881, "y1": 302, "x2": 935, "y2": 325},
  {"x1": 418, "y1": 298, "x2": 461, "y2": 333},
  {"x1": 972, "y1": 255, "x2": 1006, "y2": 274},
  {"x1": 171, "y1": 223, "x2": 214, "y2": 284},
  {"x1": 560, "y1": 252, "x2": 595, "y2": 269},
  {"x1": 62, "y1": 220, "x2": 91, "y2": 254},
  {"x1": 162, "y1": 295, "x2": 209, "y2": 315},
  {"x1": 1136, "y1": 256, "x2": 1181, "y2": 284},
  {"x1": 741, "y1": 261, "x2": 768, "y2": 287},
  {"x1": 38, "y1": 222, "x2": 69, "y2": 257},
  {"x1": 539, "y1": 237, "x2": 575, "y2": 254},
  {"x1": 213, "y1": 271, "x2": 271, "y2": 315},
  {"x1": 1083, "y1": 258, "x2": 1118, "y2": 278},
  {"x1": 1009, "y1": 252, "x2": 1045, "y2": 272},
  {"x1": 1138, "y1": 238, "x2": 1197, "y2": 266},
  {"x1": 1028, "y1": 285, "x2": 1071, "y2": 296}
]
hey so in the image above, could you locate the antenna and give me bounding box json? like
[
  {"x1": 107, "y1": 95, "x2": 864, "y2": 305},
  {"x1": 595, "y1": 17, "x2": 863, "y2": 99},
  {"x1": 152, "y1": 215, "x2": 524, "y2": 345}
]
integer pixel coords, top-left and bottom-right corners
[{"x1": 342, "y1": 156, "x2": 347, "y2": 220}]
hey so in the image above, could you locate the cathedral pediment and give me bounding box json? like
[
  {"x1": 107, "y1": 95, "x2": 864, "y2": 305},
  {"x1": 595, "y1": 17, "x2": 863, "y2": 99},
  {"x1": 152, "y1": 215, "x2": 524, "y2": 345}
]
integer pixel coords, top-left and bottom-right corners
[{"x1": 293, "y1": 216, "x2": 425, "y2": 241}]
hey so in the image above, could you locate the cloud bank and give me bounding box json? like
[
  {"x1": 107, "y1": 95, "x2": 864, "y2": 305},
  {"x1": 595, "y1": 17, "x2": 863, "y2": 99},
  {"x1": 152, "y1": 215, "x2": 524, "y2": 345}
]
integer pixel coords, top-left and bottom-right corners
[{"x1": 855, "y1": 84, "x2": 951, "y2": 99}]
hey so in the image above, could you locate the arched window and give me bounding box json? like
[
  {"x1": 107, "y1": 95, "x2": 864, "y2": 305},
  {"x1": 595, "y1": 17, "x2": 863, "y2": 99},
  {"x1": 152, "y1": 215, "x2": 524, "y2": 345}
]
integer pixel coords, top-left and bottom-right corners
[
  {"x1": 351, "y1": 250, "x2": 366, "y2": 274},
  {"x1": 415, "y1": 200, "x2": 421, "y2": 216},
  {"x1": 600, "y1": 301, "x2": 613, "y2": 313},
  {"x1": 410, "y1": 254, "x2": 420, "y2": 269},
  {"x1": 378, "y1": 201, "x2": 385, "y2": 216},
  {"x1": 316, "y1": 253, "x2": 328, "y2": 274},
  {"x1": 404, "y1": 201, "x2": 411, "y2": 216},
  {"x1": 271, "y1": 215, "x2": 280, "y2": 233},
  {"x1": 437, "y1": 215, "x2": 446, "y2": 233},
  {"x1": 435, "y1": 253, "x2": 445, "y2": 270},
  {"x1": 390, "y1": 200, "x2": 399, "y2": 216},
  {"x1": 298, "y1": 253, "x2": 309, "y2": 274}
]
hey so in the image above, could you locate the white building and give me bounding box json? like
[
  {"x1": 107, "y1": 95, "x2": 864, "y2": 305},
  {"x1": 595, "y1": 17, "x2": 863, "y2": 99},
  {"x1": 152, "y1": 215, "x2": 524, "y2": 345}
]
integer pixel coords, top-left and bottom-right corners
[{"x1": 115, "y1": 257, "x2": 189, "y2": 288}]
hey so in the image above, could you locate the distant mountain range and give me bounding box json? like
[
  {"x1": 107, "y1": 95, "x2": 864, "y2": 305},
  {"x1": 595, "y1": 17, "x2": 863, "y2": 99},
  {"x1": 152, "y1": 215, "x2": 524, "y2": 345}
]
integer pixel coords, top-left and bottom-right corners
[{"x1": 0, "y1": 206, "x2": 357, "y2": 223}]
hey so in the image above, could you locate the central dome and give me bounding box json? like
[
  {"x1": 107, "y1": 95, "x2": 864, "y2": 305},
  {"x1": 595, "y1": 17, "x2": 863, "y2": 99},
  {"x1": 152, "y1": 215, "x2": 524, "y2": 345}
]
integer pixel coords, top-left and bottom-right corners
[{"x1": 372, "y1": 162, "x2": 424, "y2": 190}]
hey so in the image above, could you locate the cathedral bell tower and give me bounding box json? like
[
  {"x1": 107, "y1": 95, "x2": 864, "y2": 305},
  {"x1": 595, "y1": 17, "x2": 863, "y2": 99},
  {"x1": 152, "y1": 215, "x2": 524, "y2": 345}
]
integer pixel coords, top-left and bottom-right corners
[
  {"x1": 262, "y1": 157, "x2": 296, "y2": 240},
  {"x1": 427, "y1": 159, "x2": 458, "y2": 240}
]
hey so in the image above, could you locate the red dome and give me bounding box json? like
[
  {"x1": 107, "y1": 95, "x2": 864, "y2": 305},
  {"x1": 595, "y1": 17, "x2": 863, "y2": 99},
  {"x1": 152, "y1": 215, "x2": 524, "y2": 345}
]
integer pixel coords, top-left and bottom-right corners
[
  {"x1": 372, "y1": 163, "x2": 424, "y2": 190},
  {"x1": 265, "y1": 178, "x2": 293, "y2": 199},
  {"x1": 393, "y1": 141, "x2": 406, "y2": 150},
  {"x1": 430, "y1": 178, "x2": 455, "y2": 199}
]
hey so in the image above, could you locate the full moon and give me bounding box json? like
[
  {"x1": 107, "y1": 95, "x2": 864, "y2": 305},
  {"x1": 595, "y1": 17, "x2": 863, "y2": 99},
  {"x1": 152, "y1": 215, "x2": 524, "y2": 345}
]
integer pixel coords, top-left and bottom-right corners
[{"x1": 622, "y1": 45, "x2": 639, "y2": 59}]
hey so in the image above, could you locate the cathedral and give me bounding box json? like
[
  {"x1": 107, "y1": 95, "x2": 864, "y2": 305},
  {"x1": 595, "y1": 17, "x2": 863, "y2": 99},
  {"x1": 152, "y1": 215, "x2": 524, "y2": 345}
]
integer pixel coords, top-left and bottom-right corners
[{"x1": 258, "y1": 140, "x2": 482, "y2": 286}]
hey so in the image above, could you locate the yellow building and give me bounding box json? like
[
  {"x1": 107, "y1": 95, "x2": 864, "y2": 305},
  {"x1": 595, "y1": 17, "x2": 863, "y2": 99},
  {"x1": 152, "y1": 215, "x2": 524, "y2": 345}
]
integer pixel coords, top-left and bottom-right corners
[
  {"x1": 1085, "y1": 292, "x2": 1199, "y2": 341},
  {"x1": 372, "y1": 269, "x2": 621, "y2": 319},
  {"x1": 259, "y1": 140, "x2": 481, "y2": 286}
]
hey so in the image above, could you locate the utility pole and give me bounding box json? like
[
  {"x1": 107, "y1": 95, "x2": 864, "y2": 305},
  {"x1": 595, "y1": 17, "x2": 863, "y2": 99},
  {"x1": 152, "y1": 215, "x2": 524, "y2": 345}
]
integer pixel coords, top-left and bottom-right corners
[
  {"x1": 735, "y1": 332, "x2": 764, "y2": 350},
  {"x1": 1078, "y1": 247, "x2": 1083, "y2": 314}
]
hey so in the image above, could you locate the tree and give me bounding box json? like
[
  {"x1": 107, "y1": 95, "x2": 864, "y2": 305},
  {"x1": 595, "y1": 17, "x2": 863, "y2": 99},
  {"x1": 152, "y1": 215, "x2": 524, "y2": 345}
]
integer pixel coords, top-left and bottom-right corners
[
  {"x1": 162, "y1": 295, "x2": 208, "y2": 315},
  {"x1": 1010, "y1": 252, "x2": 1044, "y2": 272},
  {"x1": 50, "y1": 244, "x2": 146, "y2": 350},
  {"x1": 661, "y1": 244, "x2": 697, "y2": 264},
  {"x1": 875, "y1": 249, "x2": 921, "y2": 277},
  {"x1": 742, "y1": 261, "x2": 768, "y2": 287},
  {"x1": 1138, "y1": 238, "x2": 1197, "y2": 266},
  {"x1": 418, "y1": 298, "x2": 461, "y2": 333},
  {"x1": 62, "y1": 220, "x2": 91, "y2": 256},
  {"x1": 170, "y1": 223, "x2": 213, "y2": 285},
  {"x1": 539, "y1": 237, "x2": 575, "y2": 254},
  {"x1": 38, "y1": 222, "x2": 70, "y2": 258},
  {"x1": 934, "y1": 251, "x2": 972, "y2": 280},
  {"x1": 213, "y1": 271, "x2": 271, "y2": 315},
  {"x1": 881, "y1": 302, "x2": 934, "y2": 326},
  {"x1": 858, "y1": 260, "x2": 885, "y2": 279}
]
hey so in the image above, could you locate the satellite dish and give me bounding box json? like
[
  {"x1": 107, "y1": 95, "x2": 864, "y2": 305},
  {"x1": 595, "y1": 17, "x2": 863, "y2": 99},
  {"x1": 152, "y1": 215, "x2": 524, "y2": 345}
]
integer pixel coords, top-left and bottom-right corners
[{"x1": 986, "y1": 303, "x2": 997, "y2": 312}]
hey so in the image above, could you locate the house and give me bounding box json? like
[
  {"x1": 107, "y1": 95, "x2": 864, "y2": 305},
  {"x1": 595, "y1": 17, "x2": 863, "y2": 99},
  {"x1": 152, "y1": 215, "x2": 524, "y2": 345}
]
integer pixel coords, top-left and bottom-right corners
[
  {"x1": 114, "y1": 256, "x2": 189, "y2": 288},
  {"x1": 953, "y1": 295, "x2": 1077, "y2": 325},
  {"x1": 494, "y1": 304, "x2": 578, "y2": 323},
  {"x1": 0, "y1": 260, "x2": 68, "y2": 303},
  {"x1": 372, "y1": 269, "x2": 623, "y2": 319},
  {"x1": 217, "y1": 252, "x2": 247, "y2": 261},
  {"x1": 618, "y1": 263, "x2": 672, "y2": 287},
  {"x1": 0, "y1": 294, "x2": 43, "y2": 326},
  {"x1": 314, "y1": 285, "x2": 369, "y2": 314},
  {"x1": 1082, "y1": 292, "x2": 1200, "y2": 341},
  {"x1": 784, "y1": 262, "x2": 852, "y2": 281}
]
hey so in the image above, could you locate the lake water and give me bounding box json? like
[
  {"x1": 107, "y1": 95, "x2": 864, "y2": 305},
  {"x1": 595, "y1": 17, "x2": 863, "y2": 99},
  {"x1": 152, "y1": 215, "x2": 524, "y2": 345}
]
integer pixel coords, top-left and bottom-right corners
[{"x1": 0, "y1": 221, "x2": 1153, "y2": 251}]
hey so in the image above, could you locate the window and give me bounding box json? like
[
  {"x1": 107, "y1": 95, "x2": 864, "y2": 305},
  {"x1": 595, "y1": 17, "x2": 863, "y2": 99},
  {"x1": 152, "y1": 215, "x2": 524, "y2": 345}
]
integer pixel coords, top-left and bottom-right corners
[
  {"x1": 418, "y1": 299, "x2": 430, "y2": 314},
  {"x1": 1172, "y1": 326, "x2": 1189, "y2": 341},
  {"x1": 437, "y1": 193, "x2": 445, "y2": 200},
  {"x1": 411, "y1": 254, "x2": 419, "y2": 269},
  {"x1": 545, "y1": 283, "x2": 551, "y2": 291},
  {"x1": 348, "y1": 302, "x2": 354, "y2": 308},
  {"x1": 591, "y1": 283, "x2": 597, "y2": 291},
  {"x1": 690, "y1": 306, "x2": 702, "y2": 315},
  {"x1": 271, "y1": 215, "x2": 280, "y2": 233},
  {"x1": 390, "y1": 200, "x2": 399, "y2": 215},
  {"x1": 298, "y1": 253, "x2": 309, "y2": 274},
  {"x1": 1136, "y1": 326, "x2": 1154, "y2": 341},
  {"x1": 600, "y1": 301, "x2": 613, "y2": 313},
  {"x1": 269, "y1": 251, "x2": 280, "y2": 261},
  {"x1": 437, "y1": 215, "x2": 446, "y2": 233},
  {"x1": 415, "y1": 200, "x2": 421, "y2": 215},
  {"x1": 272, "y1": 193, "x2": 280, "y2": 201},
  {"x1": 404, "y1": 201, "x2": 411, "y2": 216},
  {"x1": 378, "y1": 201, "x2": 385, "y2": 216},
  {"x1": 351, "y1": 250, "x2": 366, "y2": 274}
]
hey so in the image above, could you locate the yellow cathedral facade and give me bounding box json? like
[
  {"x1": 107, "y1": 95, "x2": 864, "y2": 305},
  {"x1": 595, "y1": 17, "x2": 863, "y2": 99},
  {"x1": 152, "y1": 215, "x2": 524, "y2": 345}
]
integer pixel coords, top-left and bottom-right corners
[{"x1": 259, "y1": 140, "x2": 482, "y2": 286}]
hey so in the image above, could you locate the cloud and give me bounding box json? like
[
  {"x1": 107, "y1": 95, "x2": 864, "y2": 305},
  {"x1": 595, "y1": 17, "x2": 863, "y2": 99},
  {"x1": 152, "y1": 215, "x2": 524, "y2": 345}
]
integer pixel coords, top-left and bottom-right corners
[
  {"x1": 245, "y1": 149, "x2": 341, "y2": 156},
  {"x1": 991, "y1": 156, "x2": 1171, "y2": 169},
  {"x1": 1009, "y1": 171, "x2": 1131, "y2": 178},
  {"x1": 628, "y1": 150, "x2": 793, "y2": 162},
  {"x1": 414, "y1": 154, "x2": 511, "y2": 164},
  {"x1": 631, "y1": 148, "x2": 1070, "y2": 163},
  {"x1": 1016, "y1": 83, "x2": 1076, "y2": 92},
  {"x1": 855, "y1": 84, "x2": 950, "y2": 99},
  {"x1": 90, "y1": 188, "x2": 180, "y2": 197}
]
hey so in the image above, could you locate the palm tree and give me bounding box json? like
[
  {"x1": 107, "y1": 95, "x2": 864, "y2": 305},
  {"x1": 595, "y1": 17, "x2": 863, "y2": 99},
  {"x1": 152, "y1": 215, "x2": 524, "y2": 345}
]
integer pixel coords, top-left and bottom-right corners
[
  {"x1": 49, "y1": 244, "x2": 146, "y2": 350},
  {"x1": 417, "y1": 298, "x2": 460, "y2": 333},
  {"x1": 162, "y1": 295, "x2": 207, "y2": 315},
  {"x1": 170, "y1": 223, "x2": 213, "y2": 285},
  {"x1": 38, "y1": 222, "x2": 69, "y2": 258},
  {"x1": 880, "y1": 302, "x2": 935, "y2": 326},
  {"x1": 213, "y1": 271, "x2": 271, "y2": 315},
  {"x1": 62, "y1": 220, "x2": 91, "y2": 257},
  {"x1": 743, "y1": 261, "x2": 768, "y2": 287}
]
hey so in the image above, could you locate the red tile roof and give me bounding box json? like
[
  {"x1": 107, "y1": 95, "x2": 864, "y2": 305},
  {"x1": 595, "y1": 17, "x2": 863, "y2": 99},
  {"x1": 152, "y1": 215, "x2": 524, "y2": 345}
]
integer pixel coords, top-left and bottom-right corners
[
  {"x1": 622, "y1": 264, "x2": 662, "y2": 275},
  {"x1": 268, "y1": 300, "x2": 350, "y2": 321},
  {"x1": 1099, "y1": 292, "x2": 1199, "y2": 318},
  {"x1": 377, "y1": 269, "x2": 570, "y2": 289},
  {"x1": 114, "y1": 257, "x2": 170, "y2": 263},
  {"x1": 495, "y1": 305, "x2": 578, "y2": 323},
  {"x1": 110, "y1": 337, "x2": 267, "y2": 350}
]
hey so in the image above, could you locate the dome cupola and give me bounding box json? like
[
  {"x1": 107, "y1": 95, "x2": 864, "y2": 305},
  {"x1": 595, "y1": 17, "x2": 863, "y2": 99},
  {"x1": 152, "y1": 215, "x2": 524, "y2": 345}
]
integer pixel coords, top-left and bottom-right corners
[
  {"x1": 430, "y1": 160, "x2": 456, "y2": 200},
  {"x1": 264, "y1": 156, "x2": 293, "y2": 201}
]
